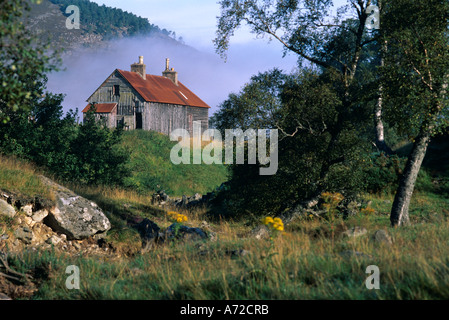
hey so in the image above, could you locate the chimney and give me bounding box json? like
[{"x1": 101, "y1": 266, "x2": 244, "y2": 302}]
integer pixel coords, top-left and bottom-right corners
[
  {"x1": 131, "y1": 56, "x2": 146, "y2": 80},
  {"x1": 162, "y1": 58, "x2": 178, "y2": 86}
]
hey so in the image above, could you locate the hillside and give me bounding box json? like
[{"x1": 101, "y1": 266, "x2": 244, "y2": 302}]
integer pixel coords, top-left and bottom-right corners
[
  {"x1": 2, "y1": 152, "x2": 449, "y2": 300},
  {"x1": 24, "y1": 0, "x2": 177, "y2": 52},
  {"x1": 121, "y1": 130, "x2": 228, "y2": 196}
]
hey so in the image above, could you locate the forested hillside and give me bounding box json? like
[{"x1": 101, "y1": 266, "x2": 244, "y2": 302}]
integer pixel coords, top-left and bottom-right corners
[
  {"x1": 25, "y1": 0, "x2": 177, "y2": 51},
  {"x1": 48, "y1": 0, "x2": 173, "y2": 38}
]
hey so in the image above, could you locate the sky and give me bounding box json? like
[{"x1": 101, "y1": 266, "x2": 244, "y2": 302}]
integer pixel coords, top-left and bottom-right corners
[
  {"x1": 46, "y1": 0, "x2": 348, "y2": 116},
  {"x1": 89, "y1": 0, "x2": 257, "y2": 48}
]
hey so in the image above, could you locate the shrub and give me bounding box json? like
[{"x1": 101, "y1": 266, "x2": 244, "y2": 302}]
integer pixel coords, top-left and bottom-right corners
[{"x1": 363, "y1": 152, "x2": 407, "y2": 194}]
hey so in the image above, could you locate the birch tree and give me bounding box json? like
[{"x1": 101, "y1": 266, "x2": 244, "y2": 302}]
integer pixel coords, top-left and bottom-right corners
[
  {"x1": 381, "y1": 0, "x2": 449, "y2": 226},
  {"x1": 214, "y1": 0, "x2": 381, "y2": 219}
]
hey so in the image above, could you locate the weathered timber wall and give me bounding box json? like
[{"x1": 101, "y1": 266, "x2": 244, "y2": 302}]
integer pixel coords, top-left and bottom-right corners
[
  {"x1": 87, "y1": 70, "x2": 209, "y2": 134},
  {"x1": 87, "y1": 70, "x2": 145, "y2": 130},
  {"x1": 148, "y1": 103, "x2": 208, "y2": 135}
]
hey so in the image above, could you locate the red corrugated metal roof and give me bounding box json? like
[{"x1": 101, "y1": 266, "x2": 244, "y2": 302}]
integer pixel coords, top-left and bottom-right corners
[
  {"x1": 82, "y1": 103, "x2": 117, "y2": 113},
  {"x1": 116, "y1": 69, "x2": 210, "y2": 108}
]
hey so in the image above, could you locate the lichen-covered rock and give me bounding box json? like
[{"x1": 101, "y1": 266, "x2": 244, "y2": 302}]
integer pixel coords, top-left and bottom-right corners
[
  {"x1": 22, "y1": 204, "x2": 33, "y2": 216},
  {"x1": 372, "y1": 229, "x2": 393, "y2": 246},
  {"x1": 32, "y1": 209, "x2": 48, "y2": 223},
  {"x1": 250, "y1": 225, "x2": 270, "y2": 240},
  {"x1": 0, "y1": 199, "x2": 15, "y2": 218},
  {"x1": 14, "y1": 227, "x2": 34, "y2": 244},
  {"x1": 41, "y1": 177, "x2": 111, "y2": 240}
]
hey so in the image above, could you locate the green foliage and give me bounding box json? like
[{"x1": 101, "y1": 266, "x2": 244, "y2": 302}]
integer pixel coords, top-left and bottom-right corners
[
  {"x1": 210, "y1": 69, "x2": 288, "y2": 131},
  {"x1": 211, "y1": 1, "x2": 393, "y2": 219},
  {"x1": 0, "y1": 0, "x2": 59, "y2": 122},
  {"x1": 380, "y1": 0, "x2": 449, "y2": 225},
  {"x1": 210, "y1": 69, "x2": 370, "y2": 218},
  {"x1": 381, "y1": 0, "x2": 449, "y2": 137},
  {"x1": 214, "y1": 0, "x2": 376, "y2": 79},
  {"x1": 64, "y1": 107, "x2": 130, "y2": 185},
  {"x1": 0, "y1": 96, "x2": 130, "y2": 186},
  {"x1": 363, "y1": 152, "x2": 407, "y2": 194},
  {"x1": 48, "y1": 0, "x2": 173, "y2": 38}
]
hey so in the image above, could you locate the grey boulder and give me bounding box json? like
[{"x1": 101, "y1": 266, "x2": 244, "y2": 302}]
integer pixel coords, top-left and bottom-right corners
[
  {"x1": 42, "y1": 177, "x2": 111, "y2": 240},
  {"x1": 162, "y1": 224, "x2": 208, "y2": 242},
  {"x1": 0, "y1": 199, "x2": 15, "y2": 218}
]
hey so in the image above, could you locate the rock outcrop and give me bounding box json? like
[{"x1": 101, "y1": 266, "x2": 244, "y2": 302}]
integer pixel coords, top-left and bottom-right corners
[
  {"x1": 136, "y1": 218, "x2": 162, "y2": 251},
  {"x1": 40, "y1": 176, "x2": 111, "y2": 240},
  {"x1": 342, "y1": 226, "x2": 368, "y2": 238},
  {"x1": 371, "y1": 229, "x2": 393, "y2": 246},
  {"x1": 151, "y1": 190, "x2": 216, "y2": 209},
  {"x1": 0, "y1": 199, "x2": 15, "y2": 218},
  {"x1": 1, "y1": 175, "x2": 112, "y2": 254}
]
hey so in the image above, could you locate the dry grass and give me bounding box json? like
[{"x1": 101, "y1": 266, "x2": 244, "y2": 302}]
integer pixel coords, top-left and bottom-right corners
[
  {"x1": 69, "y1": 184, "x2": 150, "y2": 205},
  {"x1": 0, "y1": 155, "x2": 53, "y2": 200},
  {"x1": 3, "y1": 168, "x2": 449, "y2": 299},
  {"x1": 6, "y1": 200, "x2": 449, "y2": 299}
]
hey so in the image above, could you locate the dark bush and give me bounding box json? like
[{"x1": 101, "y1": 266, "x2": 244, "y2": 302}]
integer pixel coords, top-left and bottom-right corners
[{"x1": 363, "y1": 152, "x2": 407, "y2": 194}]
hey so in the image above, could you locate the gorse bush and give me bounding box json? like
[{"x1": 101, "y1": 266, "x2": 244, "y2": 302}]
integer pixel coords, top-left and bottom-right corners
[{"x1": 167, "y1": 211, "x2": 188, "y2": 223}]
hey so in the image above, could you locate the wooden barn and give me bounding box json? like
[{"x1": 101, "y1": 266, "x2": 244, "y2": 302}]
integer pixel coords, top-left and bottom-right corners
[{"x1": 83, "y1": 56, "x2": 210, "y2": 135}]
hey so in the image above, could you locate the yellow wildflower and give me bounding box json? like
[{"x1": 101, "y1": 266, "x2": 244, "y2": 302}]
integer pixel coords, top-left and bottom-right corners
[
  {"x1": 263, "y1": 216, "x2": 284, "y2": 232},
  {"x1": 167, "y1": 211, "x2": 188, "y2": 223},
  {"x1": 274, "y1": 223, "x2": 284, "y2": 231},
  {"x1": 262, "y1": 216, "x2": 274, "y2": 225}
]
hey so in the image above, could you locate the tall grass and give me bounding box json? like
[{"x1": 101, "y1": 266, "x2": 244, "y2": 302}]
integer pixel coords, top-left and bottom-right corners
[
  {"x1": 0, "y1": 155, "x2": 52, "y2": 200},
  {"x1": 2, "y1": 132, "x2": 449, "y2": 300},
  {"x1": 7, "y1": 190, "x2": 449, "y2": 300}
]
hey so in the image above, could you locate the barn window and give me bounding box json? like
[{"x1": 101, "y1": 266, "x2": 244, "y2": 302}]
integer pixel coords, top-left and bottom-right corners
[{"x1": 113, "y1": 85, "x2": 120, "y2": 96}]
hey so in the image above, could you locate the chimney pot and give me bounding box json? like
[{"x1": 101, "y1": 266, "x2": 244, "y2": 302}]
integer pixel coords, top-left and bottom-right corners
[
  {"x1": 131, "y1": 56, "x2": 146, "y2": 80},
  {"x1": 162, "y1": 58, "x2": 178, "y2": 86}
]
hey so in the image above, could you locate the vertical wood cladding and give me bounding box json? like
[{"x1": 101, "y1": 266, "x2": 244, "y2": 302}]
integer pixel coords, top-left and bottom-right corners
[
  {"x1": 87, "y1": 70, "x2": 209, "y2": 134},
  {"x1": 147, "y1": 103, "x2": 208, "y2": 135}
]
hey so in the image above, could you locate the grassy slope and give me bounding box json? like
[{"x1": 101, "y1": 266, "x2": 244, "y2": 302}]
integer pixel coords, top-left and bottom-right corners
[
  {"x1": 2, "y1": 133, "x2": 449, "y2": 300},
  {"x1": 0, "y1": 155, "x2": 52, "y2": 200},
  {"x1": 8, "y1": 191, "x2": 449, "y2": 300},
  {"x1": 120, "y1": 130, "x2": 229, "y2": 196}
]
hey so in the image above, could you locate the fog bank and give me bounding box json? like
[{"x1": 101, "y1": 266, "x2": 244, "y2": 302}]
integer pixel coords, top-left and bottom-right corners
[{"x1": 46, "y1": 34, "x2": 298, "y2": 118}]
